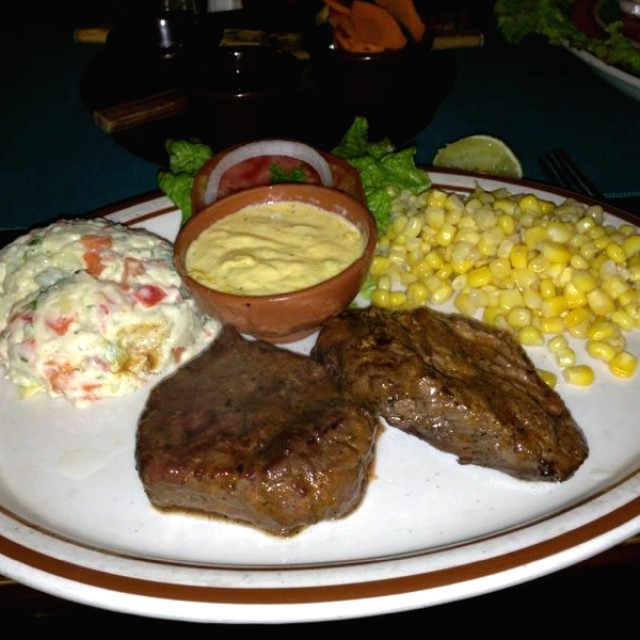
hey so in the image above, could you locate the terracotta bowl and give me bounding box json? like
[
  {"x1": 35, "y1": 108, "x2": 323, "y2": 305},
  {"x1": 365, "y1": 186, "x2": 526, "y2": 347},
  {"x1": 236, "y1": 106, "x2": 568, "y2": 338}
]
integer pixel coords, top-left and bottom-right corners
[{"x1": 174, "y1": 183, "x2": 377, "y2": 343}]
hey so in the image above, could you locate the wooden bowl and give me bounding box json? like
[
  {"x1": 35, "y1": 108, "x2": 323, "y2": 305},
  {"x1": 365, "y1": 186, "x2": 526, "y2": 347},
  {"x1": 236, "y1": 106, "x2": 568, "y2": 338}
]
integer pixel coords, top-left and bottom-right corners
[{"x1": 174, "y1": 183, "x2": 377, "y2": 343}]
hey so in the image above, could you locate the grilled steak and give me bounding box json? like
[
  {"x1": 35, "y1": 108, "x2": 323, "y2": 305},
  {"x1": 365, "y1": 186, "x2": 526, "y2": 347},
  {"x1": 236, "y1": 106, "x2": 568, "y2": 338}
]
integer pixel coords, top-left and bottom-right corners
[
  {"x1": 136, "y1": 326, "x2": 379, "y2": 536},
  {"x1": 312, "y1": 306, "x2": 588, "y2": 482}
]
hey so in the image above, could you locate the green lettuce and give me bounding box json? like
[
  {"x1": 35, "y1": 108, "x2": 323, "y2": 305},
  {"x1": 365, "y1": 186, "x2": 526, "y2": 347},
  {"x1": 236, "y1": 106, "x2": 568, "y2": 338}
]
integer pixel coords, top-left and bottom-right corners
[
  {"x1": 494, "y1": 0, "x2": 640, "y2": 77},
  {"x1": 332, "y1": 116, "x2": 431, "y2": 234},
  {"x1": 157, "y1": 138, "x2": 213, "y2": 223}
]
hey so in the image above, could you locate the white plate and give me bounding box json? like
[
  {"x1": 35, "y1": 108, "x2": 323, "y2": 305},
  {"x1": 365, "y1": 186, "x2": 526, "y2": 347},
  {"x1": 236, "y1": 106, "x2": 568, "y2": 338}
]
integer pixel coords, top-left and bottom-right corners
[
  {"x1": 566, "y1": 45, "x2": 640, "y2": 102},
  {"x1": 1, "y1": 172, "x2": 640, "y2": 624}
]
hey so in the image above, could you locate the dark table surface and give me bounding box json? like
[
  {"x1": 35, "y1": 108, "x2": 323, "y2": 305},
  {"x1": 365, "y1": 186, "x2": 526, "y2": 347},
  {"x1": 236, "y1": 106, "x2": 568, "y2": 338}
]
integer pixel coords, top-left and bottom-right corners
[{"x1": 1, "y1": 1, "x2": 640, "y2": 628}]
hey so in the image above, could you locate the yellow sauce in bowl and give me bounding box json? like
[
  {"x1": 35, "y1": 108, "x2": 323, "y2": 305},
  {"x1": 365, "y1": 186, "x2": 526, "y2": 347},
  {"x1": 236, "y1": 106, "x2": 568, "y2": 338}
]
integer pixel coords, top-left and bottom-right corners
[{"x1": 185, "y1": 200, "x2": 366, "y2": 296}]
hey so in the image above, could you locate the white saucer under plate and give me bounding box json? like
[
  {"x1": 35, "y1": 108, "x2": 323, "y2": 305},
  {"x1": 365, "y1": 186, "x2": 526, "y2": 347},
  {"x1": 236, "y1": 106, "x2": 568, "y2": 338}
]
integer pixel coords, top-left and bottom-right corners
[{"x1": 566, "y1": 45, "x2": 640, "y2": 102}]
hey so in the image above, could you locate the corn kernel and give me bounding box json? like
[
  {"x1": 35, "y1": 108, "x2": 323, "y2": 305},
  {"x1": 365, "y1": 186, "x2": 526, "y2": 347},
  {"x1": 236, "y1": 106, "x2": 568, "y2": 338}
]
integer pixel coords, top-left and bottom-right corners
[
  {"x1": 371, "y1": 288, "x2": 391, "y2": 308},
  {"x1": 499, "y1": 288, "x2": 525, "y2": 310},
  {"x1": 518, "y1": 194, "x2": 542, "y2": 214},
  {"x1": 605, "y1": 242, "x2": 626, "y2": 264},
  {"x1": 604, "y1": 332, "x2": 627, "y2": 352},
  {"x1": 563, "y1": 283, "x2": 587, "y2": 308},
  {"x1": 587, "y1": 289, "x2": 615, "y2": 316},
  {"x1": 537, "y1": 369, "x2": 558, "y2": 388},
  {"x1": 370, "y1": 255, "x2": 391, "y2": 276},
  {"x1": 566, "y1": 320, "x2": 589, "y2": 340},
  {"x1": 611, "y1": 310, "x2": 635, "y2": 331},
  {"x1": 548, "y1": 335, "x2": 569, "y2": 353},
  {"x1": 539, "y1": 198, "x2": 556, "y2": 215},
  {"x1": 518, "y1": 326, "x2": 545, "y2": 346},
  {"x1": 602, "y1": 276, "x2": 629, "y2": 300},
  {"x1": 541, "y1": 295, "x2": 568, "y2": 318},
  {"x1": 570, "y1": 254, "x2": 589, "y2": 270},
  {"x1": 426, "y1": 190, "x2": 448, "y2": 208},
  {"x1": 563, "y1": 365, "x2": 594, "y2": 386},
  {"x1": 539, "y1": 316, "x2": 565, "y2": 334},
  {"x1": 507, "y1": 307, "x2": 533, "y2": 328},
  {"x1": 389, "y1": 290, "x2": 407, "y2": 308},
  {"x1": 546, "y1": 221, "x2": 573, "y2": 243},
  {"x1": 492, "y1": 196, "x2": 515, "y2": 213},
  {"x1": 555, "y1": 346, "x2": 577, "y2": 368},
  {"x1": 402, "y1": 216, "x2": 423, "y2": 240},
  {"x1": 539, "y1": 278, "x2": 556, "y2": 299},
  {"x1": 571, "y1": 269, "x2": 597, "y2": 293},
  {"x1": 510, "y1": 243, "x2": 529, "y2": 268},
  {"x1": 469, "y1": 288, "x2": 490, "y2": 308},
  {"x1": 488, "y1": 258, "x2": 511, "y2": 281},
  {"x1": 587, "y1": 319, "x2": 618, "y2": 341},
  {"x1": 454, "y1": 291, "x2": 477, "y2": 316},
  {"x1": 467, "y1": 265, "x2": 493, "y2": 288},
  {"x1": 563, "y1": 307, "x2": 592, "y2": 329},
  {"x1": 430, "y1": 282, "x2": 454, "y2": 305},
  {"x1": 482, "y1": 306, "x2": 501, "y2": 326},
  {"x1": 523, "y1": 287, "x2": 543, "y2": 310},
  {"x1": 512, "y1": 268, "x2": 537, "y2": 290},
  {"x1": 523, "y1": 225, "x2": 547, "y2": 248},
  {"x1": 586, "y1": 340, "x2": 617, "y2": 362},
  {"x1": 425, "y1": 250, "x2": 445, "y2": 270},
  {"x1": 608, "y1": 351, "x2": 638, "y2": 379},
  {"x1": 497, "y1": 212, "x2": 515, "y2": 233},
  {"x1": 622, "y1": 234, "x2": 640, "y2": 258}
]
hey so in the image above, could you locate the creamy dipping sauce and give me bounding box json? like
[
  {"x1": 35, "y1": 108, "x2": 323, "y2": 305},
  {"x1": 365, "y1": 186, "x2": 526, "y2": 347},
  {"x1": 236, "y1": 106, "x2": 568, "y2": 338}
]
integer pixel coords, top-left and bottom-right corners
[{"x1": 186, "y1": 200, "x2": 366, "y2": 296}]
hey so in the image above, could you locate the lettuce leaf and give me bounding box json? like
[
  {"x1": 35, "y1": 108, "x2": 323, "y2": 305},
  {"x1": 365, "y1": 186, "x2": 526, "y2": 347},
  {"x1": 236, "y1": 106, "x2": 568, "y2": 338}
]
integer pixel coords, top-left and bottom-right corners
[
  {"x1": 157, "y1": 138, "x2": 213, "y2": 224},
  {"x1": 332, "y1": 117, "x2": 430, "y2": 234},
  {"x1": 494, "y1": 0, "x2": 640, "y2": 77}
]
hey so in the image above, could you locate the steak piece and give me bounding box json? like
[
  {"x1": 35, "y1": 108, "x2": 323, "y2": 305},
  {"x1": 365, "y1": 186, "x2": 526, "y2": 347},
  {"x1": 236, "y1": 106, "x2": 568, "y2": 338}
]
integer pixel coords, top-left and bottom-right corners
[
  {"x1": 136, "y1": 326, "x2": 379, "y2": 536},
  {"x1": 312, "y1": 306, "x2": 588, "y2": 482}
]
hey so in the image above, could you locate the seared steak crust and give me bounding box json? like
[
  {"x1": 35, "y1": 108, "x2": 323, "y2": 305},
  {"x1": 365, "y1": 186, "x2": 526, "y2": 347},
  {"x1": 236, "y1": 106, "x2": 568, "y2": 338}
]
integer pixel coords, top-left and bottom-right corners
[
  {"x1": 312, "y1": 306, "x2": 588, "y2": 482},
  {"x1": 136, "y1": 327, "x2": 379, "y2": 536}
]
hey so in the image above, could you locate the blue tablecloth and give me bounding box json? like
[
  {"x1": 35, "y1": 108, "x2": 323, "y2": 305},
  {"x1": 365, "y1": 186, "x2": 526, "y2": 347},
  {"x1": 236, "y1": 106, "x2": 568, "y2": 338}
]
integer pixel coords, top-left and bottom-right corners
[{"x1": 1, "y1": 21, "x2": 639, "y2": 233}]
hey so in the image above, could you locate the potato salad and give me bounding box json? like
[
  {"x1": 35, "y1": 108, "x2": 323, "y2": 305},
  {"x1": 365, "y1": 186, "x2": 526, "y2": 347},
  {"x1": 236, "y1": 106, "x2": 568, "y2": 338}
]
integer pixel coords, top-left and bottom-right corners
[{"x1": 0, "y1": 218, "x2": 221, "y2": 407}]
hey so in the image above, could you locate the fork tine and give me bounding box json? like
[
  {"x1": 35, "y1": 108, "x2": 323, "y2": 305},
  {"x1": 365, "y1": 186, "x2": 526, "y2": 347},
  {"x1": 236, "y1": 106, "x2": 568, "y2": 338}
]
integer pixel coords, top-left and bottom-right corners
[{"x1": 539, "y1": 148, "x2": 604, "y2": 199}]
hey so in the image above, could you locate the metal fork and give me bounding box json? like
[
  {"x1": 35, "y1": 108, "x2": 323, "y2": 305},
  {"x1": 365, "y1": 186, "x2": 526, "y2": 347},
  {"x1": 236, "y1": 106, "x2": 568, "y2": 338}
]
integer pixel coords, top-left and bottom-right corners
[{"x1": 538, "y1": 148, "x2": 604, "y2": 200}]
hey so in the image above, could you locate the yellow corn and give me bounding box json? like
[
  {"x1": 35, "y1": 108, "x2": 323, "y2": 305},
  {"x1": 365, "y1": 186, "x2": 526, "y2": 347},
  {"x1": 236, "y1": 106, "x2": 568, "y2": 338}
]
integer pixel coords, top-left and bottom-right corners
[
  {"x1": 622, "y1": 234, "x2": 640, "y2": 258},
  {"x1": 563, "y1": 365, "x2": 595, "y2": 386},
  {"x1": 467, "y1": 265, "x2": 493, "y2": 288},
  {"x1": 507, "y1": 307, "x2": 533, "y2": 328},
  {"x1": 555, "y1": 346, "x2": 577, "y2": 368},
  {"x1": 541, "y1": 295, "x2": 568, "y2": 318},
  {"x1": 586, "y1": 340, "x2": 617, "y2": 362},
  {"x1": 539, "y1": 316, "x2": 565, "y2": 334},
  {"x1": 510, "y1": 243, "x2": 529, "y2": 268},
  {"x1": 539, "y1": 278, "x2": 556, "y2": 299},
  {"x1": 571, "y1": 269, "x2": 597, "y2": 293},
  {"x1": 370, "y1": 288, "x2": 391, "y2": 308},
  {"x1": 367, "y1": 185, "x2": 639, "y2": 383},
  {"x1": 548, "y1": 335, "x2": 569, "y2": 353},
  {"x1": 586, "y1": 289, "x2": 616, "y2": 316},
  {"x1": 518, "y1": 326, "x2": 545, "y2": 346},
  {"x1": 537, "y1": 369, "x2": 557, "y2": 388},
  {"x1": 608, "y1": 351, "x2": 638, "y2": 379}
]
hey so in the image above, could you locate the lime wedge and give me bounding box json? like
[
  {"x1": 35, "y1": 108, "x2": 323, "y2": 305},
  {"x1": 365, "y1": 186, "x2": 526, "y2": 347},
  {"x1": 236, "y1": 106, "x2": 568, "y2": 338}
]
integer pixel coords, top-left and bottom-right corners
[{"x1": 432, "y1": 135, "x2": 523, "y2": 178}]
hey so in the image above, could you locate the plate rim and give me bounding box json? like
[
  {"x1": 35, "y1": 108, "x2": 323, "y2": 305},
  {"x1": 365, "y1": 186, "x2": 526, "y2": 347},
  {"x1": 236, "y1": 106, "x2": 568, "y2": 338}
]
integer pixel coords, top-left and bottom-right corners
[
  {"x1": 565, "y1": 44, "x2": 640, "y2": 100},
  {"x1": 1, "y1": 170, "x2": 639, "y2": 623}
]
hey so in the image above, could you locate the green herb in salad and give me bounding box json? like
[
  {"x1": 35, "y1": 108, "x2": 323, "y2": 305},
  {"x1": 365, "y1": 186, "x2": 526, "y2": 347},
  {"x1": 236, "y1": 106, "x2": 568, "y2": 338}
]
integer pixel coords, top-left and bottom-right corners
[
  {"x1": 494, "y1": 0, "x2": 640, "y2": 77},
  {"x1": 331, "y1": 116, "x2": 431, "y2": 234},
  {"x1": 269, "y1": 163, "x2": 309, "y2": 184}
]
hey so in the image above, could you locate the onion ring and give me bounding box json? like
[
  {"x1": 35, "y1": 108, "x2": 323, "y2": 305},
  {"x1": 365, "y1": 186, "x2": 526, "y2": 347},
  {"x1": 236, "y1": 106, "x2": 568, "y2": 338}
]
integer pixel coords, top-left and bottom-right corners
[{"x1": 202, "y1": 140, "x2": 334, "y2": 206}]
